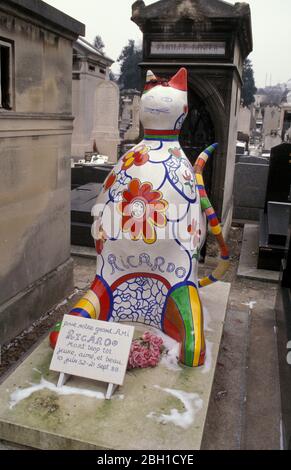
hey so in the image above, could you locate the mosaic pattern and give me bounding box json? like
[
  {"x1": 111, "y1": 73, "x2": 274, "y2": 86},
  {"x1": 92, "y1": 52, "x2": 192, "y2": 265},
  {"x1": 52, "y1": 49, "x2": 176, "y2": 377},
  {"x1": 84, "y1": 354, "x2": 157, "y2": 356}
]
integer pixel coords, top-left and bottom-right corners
[{"x1": 111, "y1": 277, "x2": 168, "y2": 327}]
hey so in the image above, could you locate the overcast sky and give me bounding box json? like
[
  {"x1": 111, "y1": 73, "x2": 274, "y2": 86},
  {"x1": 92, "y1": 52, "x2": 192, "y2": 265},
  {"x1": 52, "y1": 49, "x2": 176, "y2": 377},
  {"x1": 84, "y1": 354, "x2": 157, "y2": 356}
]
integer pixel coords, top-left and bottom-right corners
[{"x1": 45, "y1": 0, "x2": 291, "y2": 87}]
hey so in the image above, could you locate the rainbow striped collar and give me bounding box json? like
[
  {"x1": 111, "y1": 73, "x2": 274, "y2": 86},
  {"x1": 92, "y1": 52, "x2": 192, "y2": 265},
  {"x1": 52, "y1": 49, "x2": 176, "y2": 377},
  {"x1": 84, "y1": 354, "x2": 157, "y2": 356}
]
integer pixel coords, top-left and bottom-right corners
[{"x1": 144, "y1": 129, "x2": 180, "y2": 141}]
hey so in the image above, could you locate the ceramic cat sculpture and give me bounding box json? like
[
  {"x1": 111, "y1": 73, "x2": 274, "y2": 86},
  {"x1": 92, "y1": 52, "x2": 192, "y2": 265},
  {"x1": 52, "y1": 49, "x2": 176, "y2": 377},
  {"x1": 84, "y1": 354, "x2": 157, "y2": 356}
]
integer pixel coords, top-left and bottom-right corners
[{"x1": 50, "y1": 68, "x2": 229, "y2": 367}]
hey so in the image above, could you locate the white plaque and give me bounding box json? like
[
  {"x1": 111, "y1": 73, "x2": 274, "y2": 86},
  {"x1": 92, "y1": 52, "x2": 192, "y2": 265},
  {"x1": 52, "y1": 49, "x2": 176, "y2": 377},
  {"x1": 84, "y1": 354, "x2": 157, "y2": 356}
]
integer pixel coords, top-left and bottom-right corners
[
  {"x1": 50, "y1": 315, "x2": 134, "y2": 386},
  {"x1": 150, "y1": 41, "x2": 226, "y2": 56}
]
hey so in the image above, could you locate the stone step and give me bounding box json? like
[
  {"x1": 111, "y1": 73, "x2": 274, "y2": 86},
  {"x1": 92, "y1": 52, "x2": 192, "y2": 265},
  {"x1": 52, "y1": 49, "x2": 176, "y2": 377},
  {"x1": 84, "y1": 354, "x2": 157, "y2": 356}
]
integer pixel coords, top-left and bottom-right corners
[
  {"x1": 240, "y1": 297, "x2": 281, "y2": 450},
  {"x1": 201, "y1": 305, "x2": 250, "y2": 449}
]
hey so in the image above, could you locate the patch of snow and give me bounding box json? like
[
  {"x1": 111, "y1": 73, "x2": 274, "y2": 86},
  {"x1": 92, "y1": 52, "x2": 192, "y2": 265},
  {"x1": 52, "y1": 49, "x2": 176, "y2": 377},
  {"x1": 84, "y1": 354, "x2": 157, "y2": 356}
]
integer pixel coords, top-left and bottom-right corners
[
  {"x1": 8, "y1": 377, "x2": 116, "y2": 409},
  {"x1": 68, "y1": 289, "x2": 81, "y2": 300},
  {"x1": 241, "y1": 301, "x2": 257, "y2": 310},
  {"x1": 161, "y1": 342, "x2": 181, "y2": 371},
  {"x1": 147, "y1": 385, "x2": 203, "y2": 429},
  {"x1": 56, "y1": 299, "x2": 68, "y2": 309},
  {"x1": 201, "y1": 340, "x2": 213, "y2": 374},
  {"x1": 203, "y1": 306, "x2": 213, "y2": 332}
]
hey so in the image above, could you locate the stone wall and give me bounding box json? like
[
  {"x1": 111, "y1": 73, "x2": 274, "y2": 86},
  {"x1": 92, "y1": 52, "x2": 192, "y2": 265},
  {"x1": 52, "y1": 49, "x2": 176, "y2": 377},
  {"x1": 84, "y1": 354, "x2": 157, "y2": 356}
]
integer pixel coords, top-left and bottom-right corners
[
  {"x1": 0, "y1": 1, "x2": 84, "y2": 345},
  {"x1": 222, "y1": 74, "x2": 241, "y2": 232}
]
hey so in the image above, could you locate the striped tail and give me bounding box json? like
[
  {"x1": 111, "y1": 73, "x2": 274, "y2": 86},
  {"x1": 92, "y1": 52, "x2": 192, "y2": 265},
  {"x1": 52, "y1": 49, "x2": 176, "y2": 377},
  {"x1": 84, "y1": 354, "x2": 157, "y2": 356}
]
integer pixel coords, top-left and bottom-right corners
[{"x1": 194, "y1": 143, "x2": 230, "y2": 288}]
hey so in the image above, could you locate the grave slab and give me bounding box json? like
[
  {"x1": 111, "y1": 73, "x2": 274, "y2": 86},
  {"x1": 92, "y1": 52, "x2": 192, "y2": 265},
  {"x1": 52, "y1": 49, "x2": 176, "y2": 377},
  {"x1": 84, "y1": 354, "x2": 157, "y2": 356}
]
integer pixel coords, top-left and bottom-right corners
[
  {"x1": 0, "y1": 282, "x2": 230, "y2": 450},
  {"x1": 237, "y1": 224, "x2": 280, "y2": 283}
]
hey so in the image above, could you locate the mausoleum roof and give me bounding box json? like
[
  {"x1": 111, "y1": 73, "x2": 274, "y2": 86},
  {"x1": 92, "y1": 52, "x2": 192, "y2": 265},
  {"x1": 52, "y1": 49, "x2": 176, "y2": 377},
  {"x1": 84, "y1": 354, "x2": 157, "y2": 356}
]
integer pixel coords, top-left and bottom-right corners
[
  {"x1": 74, "y1": 37, "x2": 114, "y2": 66},
  {"x1": 4, "y1": 0, "x2": 85, "y2": 38},
  {"x1": 132, "y1": 0, "x2": 250, "y2": 20},
  {"x1": 132, "y1": 0, "x2": 253, "y2": 58}
]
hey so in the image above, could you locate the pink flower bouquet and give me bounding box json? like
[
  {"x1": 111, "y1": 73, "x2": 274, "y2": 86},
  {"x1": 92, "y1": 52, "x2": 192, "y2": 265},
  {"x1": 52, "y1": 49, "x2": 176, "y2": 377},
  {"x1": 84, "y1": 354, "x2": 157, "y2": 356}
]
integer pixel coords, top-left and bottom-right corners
[{"x1": 127, "y1": 331, "x2": 164, "y2": 370}]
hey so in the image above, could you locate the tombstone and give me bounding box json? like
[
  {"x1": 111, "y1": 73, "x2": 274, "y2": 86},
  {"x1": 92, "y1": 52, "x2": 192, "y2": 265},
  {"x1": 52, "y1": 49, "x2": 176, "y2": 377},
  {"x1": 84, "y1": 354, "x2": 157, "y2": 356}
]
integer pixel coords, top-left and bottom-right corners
[
  {"x1": 91, "y1": 81, "x2": 121, "y2": 161},
  {"x1": 71, "y1": 166, "x2": 111, "y2": 247},
  {"x1": 238, "y1": 106, "x2": 251, "y2": 139},
  {"x1": 258, "y1": 143, "x2": 291, "y2": 270},
  {"x1": 262, "y1": 105, "x2": 282, "y2": 151},
  {"x1": 119, "y1": 89, "x2": 141, "y2": 142},
  {"x1": 131, "y1": 0, "x2": 253, "y2": 231}
]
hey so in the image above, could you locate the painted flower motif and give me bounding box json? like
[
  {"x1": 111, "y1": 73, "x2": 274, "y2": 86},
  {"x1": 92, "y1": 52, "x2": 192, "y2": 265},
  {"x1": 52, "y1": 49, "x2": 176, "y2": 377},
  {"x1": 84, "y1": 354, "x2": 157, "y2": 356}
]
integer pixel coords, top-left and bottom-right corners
[
  {"x1": 122, "y1": 145, "x2": 150, "y2": 170},
  {"x1": 183, "y1": 170, "x2": 195, "y2": 194},
  {"x1": 95, "y1": 222, "x2": 108, "y2": 254},
  {"x1": 103, "y1": 171, "x2": 117, "y2": 192},
  {"x1": 187, "y1": 218, "x2": 201, "y2": 250},
  {"x1": 169, "y1": 147, "x2": 182, "y2": 158},
  {"x1": 118, "y1": 178, "x2": 168, "y2": 245}
]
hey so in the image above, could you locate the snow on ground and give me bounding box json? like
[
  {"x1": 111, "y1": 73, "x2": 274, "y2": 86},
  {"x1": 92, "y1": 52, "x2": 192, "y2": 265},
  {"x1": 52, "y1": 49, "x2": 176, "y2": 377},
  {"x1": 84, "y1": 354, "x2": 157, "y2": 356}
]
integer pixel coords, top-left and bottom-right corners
[
  {"x1": 8, "y1": 377, "x2": 125, "y2": 409},
  {"x1": 147, "y1": 385, "x2": 203, "y2": 429}
]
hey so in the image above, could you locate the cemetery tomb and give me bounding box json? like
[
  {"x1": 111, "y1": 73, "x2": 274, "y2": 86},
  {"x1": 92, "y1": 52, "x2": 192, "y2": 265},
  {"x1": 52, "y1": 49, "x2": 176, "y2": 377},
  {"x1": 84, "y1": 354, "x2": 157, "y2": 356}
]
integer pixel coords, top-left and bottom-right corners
[{"x1": 258, "y1": 143, "x2": 291, "y2": 271}]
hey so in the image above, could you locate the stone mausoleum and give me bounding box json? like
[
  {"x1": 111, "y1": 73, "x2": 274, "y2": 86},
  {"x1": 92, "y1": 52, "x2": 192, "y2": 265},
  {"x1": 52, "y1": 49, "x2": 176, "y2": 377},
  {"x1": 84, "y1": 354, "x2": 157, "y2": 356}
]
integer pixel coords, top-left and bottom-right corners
[
  {"x1": 72, "y1": 37, "x2": 120, "y2": 161},
  {"x1": 0, "y1": 0, "x2": 84, "y2": 345},
  {"x1": 131, "y1": 0, "x2": 253, "y2": 231}
]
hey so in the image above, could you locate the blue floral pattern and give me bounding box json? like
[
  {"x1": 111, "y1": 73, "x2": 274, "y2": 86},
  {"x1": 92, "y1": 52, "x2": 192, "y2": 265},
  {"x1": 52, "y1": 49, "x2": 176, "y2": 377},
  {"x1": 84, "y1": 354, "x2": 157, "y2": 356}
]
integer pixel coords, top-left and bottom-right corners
[{"x1": 111, "y1": 277, "x2": 168, "y2": 327}]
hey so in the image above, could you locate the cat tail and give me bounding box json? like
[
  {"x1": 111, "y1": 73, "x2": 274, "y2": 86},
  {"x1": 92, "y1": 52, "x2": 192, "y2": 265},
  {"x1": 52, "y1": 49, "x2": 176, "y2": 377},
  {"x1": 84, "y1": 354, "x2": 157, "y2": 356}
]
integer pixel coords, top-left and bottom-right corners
[{"x1": 194, "y1": 143, "x2": 230, "y2": 288}]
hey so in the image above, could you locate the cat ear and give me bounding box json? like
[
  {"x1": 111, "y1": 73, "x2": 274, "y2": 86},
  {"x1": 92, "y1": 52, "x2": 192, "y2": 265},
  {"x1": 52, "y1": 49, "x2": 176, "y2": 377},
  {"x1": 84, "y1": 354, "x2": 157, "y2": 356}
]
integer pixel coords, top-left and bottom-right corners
[
  {"x1": 146, "y1": 70, "x2": 157, "y2": 83},
  {"x1": 169, "y1": 67, "x2": 188, "y2": 91}
]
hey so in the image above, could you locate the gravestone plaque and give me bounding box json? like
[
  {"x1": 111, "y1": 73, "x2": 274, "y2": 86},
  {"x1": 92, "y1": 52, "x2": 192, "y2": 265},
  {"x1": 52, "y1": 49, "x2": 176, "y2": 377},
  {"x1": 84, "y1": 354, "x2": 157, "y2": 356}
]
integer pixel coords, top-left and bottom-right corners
[
  {"x1": 50, "y1": 315, "x2": 134, "y2": 386},
  {"x1": 150, "y1": 41, "x2": 226, "y2": 56}
]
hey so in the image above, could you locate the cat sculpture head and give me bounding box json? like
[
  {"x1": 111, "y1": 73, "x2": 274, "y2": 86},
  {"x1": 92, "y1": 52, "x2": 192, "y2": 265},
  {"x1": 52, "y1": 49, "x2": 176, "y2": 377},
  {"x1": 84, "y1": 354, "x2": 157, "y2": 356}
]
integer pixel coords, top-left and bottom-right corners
[{"x1": 140, "y1": 67, "x2": 188, "y2": 132}]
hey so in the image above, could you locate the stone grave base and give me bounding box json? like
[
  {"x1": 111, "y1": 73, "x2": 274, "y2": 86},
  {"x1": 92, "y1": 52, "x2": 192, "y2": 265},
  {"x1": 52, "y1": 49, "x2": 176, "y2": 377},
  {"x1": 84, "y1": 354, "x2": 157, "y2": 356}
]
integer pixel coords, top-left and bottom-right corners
[
  {"x1": 0, "y1": 282, "x2": 230, "y2": 450},
  {"x1": 237, "y1": 224, "x2": 280, "y2": 282}
]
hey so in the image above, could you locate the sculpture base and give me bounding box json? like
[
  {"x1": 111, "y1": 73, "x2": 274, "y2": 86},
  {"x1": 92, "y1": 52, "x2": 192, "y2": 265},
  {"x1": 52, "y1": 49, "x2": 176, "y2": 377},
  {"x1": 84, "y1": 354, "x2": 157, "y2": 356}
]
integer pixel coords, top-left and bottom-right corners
[{"x1": 0, "y1": 282, "x2": 230, "y2": 450}]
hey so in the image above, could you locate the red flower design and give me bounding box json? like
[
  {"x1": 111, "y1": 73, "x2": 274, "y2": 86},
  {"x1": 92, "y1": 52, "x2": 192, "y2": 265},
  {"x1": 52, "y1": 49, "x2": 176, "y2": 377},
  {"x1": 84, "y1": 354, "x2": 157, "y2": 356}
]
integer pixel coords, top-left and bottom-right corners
[
  {"x1": 118, "y1": 178, "x2": 168, "y2": 244},
  {"x1": 187, "y1": 218, "x2": 201, "y2": 249},
  {"x1": 103, "y1": 171, "x2": 116, "y2": 192},
  {"x1": 122, "y1": 145, "x2": 150, "y2": 170},
  {"x1": 169, "y1": 147, "x2": 182, "y2": 158},
  {"x1": 95, "y1": 223, "x2": 107, "y2": 254}
]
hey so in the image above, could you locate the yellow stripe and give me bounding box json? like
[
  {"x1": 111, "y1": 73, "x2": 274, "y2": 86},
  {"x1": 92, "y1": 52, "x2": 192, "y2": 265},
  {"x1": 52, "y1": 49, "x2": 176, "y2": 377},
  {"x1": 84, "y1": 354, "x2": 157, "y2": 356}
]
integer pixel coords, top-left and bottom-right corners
[
  {"x1": 189, "y1": 286, "x2": 202, "y2": 367},
  {"x1": 199, "y1": 277, "x2": 213, "y2": 287},
  {"x1": 211, "y1": 225, "x2": 222, "y2": 235},
  {"x1": 213, "y1": 260, "x2": 230, "y2": 279},
  {"x1": 83, "y1": 290, "x2": 100, "y2": 317},
  {"x1": 195, "y1": 174, "x2": 204, "y2": 186},
  {"x1": 74, "y1": 298, "x2": 96, "y2": 319}
]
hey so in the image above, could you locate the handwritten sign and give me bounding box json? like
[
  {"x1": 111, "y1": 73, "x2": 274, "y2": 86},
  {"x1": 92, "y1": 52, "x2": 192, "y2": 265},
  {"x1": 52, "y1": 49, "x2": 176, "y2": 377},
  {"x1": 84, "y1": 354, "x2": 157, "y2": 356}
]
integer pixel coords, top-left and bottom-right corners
[{"x1": 50, "y1": 315, "x2": 134, "y2": 386}]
